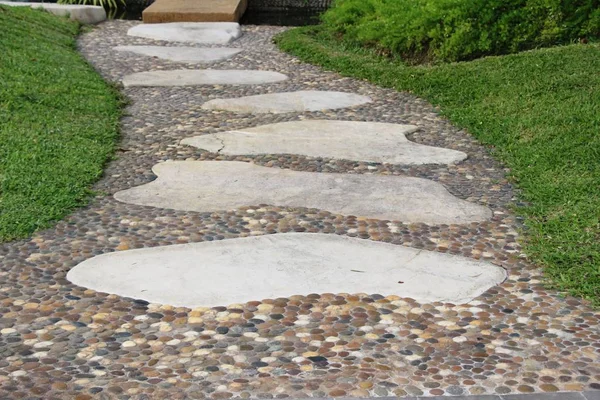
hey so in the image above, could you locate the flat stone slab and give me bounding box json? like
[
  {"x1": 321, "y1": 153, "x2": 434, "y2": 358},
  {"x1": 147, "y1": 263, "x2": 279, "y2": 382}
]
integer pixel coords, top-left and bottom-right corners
[
  {"x1": 0, "y1": 1, "x2": 106, "y2": 23},
  {"x1": 127, "y1": 22, "x2": 242, "y2": 45},
  {"x1": 122, "y1": 70, "x2": 288, "y2": 87},
  {"x1": 143, "y1": 0, "x2": 247, "y2": 23},
  {"x1": 181, "y1": 120, "x2": 468, "y2": 165},
  {"x1": 114, "y1": 46, "x2": 242, "y2": 63},
  {"x1": 202, "y1": 91, "x2": 372, "y2": 113},
  {"x1": 66, "y1": 233, "x2": 507, "y2": 307},
  {"x1": 114, "y1": 161, "x2": 491, "y2": 224}
]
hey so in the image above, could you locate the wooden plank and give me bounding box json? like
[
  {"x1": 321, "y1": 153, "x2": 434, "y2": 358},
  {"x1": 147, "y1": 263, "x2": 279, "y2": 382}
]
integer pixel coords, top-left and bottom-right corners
[{"x1": 143, "y1": 0, "x2": 247, "y2": 23}]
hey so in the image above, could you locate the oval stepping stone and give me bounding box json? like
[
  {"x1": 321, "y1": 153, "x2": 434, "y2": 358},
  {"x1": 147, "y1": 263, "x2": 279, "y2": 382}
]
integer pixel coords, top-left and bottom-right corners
[
  {"x1": 114, "y1": 46, "x2": 242, "y2": 63},
  {"x1": 122, "y1": 70, "x2": 288, "y2": 87},
  {"x1": 201, "y1": 91, "x2": 372, "y2": 114},
  {"x1": 67, "y1": 233, "x2": 506, "y2": 308},
  {"x1": 127, "y1": 22, "x2": 242, "y2": 44},
  {"x1": 182, "y1": 120, "x2": 468, "y2": 165},
  {"x1": 114, "y1": 161, "x2": 491, "y2": 224}
]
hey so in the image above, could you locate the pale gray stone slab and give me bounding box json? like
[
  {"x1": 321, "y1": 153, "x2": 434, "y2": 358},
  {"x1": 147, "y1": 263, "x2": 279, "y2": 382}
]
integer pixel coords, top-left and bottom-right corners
[
  {"x1": 122, "y1": 69, "x2": 288, "y2": 87},
  {"x1": 127, "y1": 22, "x2": 242, "y2": 44},
  {"x1": 0, "y1": 1, "x2": 106, "y2": 23},
  {"x1": 181, "y1": 120, "x2": 468, "y2": 165},
  {"x1": 114, "y1": 161, "x2": 492, "y2": 224},
  {"x1": 113, "y1": 46, "x2": 242, "y2": 63},
  {"x1": 67, "y1": 233, "x2": 506, "y2": 308},
  {"x1": 201, "y1": 91, "x2": 372, "y2": 113},
  {"x1": 281, "y1": 396, "x2": 590, "y2": 400},
  {"x1": 503, "y1": 394, "x2": 587, "y2": 400}
]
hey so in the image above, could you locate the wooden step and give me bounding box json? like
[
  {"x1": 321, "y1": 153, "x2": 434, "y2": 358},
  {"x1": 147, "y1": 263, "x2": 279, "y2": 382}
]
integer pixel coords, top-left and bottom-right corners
[{"x1": 142, "y1": 0, "x2": 247, "y2": 23}]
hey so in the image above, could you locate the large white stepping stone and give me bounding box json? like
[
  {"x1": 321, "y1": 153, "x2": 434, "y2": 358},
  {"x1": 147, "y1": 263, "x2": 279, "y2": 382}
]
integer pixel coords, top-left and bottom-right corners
[
  {"x1": 114, "y1": 46, "x2": 242, "y2": 63},
  {"x1": 127, "y1": 22, "x2": 242, "y2": 45},
  {"x1": 114, "y1": 161, "x2": 491, "y2": 224},
  {"x1": 122, "y1": 70, "x2": 288, "y2": 87},
  {"x1": 182, "y1": 120, "x2": 468, "y2": 165},
  {"x1": 67, "y1": 233, "x2": 506, "y2": 307},
  {"x1": 0, "y1": 1, "x2": 106, "y2": 24},
  {"x1": 201, "y1": 91, "x2": 372, "y2": 114}
]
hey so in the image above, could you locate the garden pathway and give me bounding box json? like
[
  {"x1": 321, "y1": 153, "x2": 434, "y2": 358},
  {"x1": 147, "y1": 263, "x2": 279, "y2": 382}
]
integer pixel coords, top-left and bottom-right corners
[{"x1": 0, "y1": 21, "x2": 598, "y2": 399}]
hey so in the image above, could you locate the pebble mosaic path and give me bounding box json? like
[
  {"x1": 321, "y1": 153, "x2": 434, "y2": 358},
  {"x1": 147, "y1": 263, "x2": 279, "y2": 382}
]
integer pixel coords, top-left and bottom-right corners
[{"x1": 0, "y1": 21, "x2": 598, "y2": 400}]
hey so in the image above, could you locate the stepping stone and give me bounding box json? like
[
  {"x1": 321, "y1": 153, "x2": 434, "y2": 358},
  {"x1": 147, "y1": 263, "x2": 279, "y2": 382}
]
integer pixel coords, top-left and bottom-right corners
[
  {"x1": 0, "y1": 1, "x2": 106, "y2": 24},
  {"x1": 201, "y1": 91, "x2": 372, "y2": 114},
  {"x1": 67, "y1": 233, "x2": 507, "y2": 308},
  {"x1": 127, "y1": 22, "x2": 242, "y2": 45},
  {"x1": 182, "y1": 120, "x2": 468, "y2": 165},
  {"x1": 114, "y1": 46, "x2": 242, "y2": 63},
  {"x1": 114, "y1": 161, "x2": 491, "y2": 224},
  {"x1": 122, "y1": 70, "x2": 288, "y2": 87}
]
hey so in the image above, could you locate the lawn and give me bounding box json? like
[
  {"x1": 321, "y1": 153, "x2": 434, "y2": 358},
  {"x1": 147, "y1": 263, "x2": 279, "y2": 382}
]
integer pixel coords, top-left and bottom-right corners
[
  {"x1": 276, "y1": 26, "x2": 600, "y2": 305},
  {"x1": 0, "y1": 5, "x2": 121, "y2": 242}
]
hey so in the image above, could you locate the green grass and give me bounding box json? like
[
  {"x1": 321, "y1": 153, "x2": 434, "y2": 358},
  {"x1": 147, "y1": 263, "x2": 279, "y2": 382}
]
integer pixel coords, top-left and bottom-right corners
[
  {"x1": 0, "y1": 5, "x2": 122, "y2": 242},
  {"x1": 276, "y1": 26, "x2": 600, "y2": 305}
]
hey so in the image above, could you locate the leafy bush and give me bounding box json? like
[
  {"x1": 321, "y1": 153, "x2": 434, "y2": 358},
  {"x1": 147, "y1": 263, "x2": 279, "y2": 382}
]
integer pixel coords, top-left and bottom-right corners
[{"x1": 322, "y1": 0, "x2": 600, "y2": 62}]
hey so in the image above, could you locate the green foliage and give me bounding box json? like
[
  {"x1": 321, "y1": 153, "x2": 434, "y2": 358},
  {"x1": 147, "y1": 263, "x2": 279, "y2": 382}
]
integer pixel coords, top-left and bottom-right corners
[
  {"x1": 57, "y1": 0, "x2": 125, "y2": 11},
  {"x1": 0, "y1": 5, "x2": 121, "y2": 241},
  {"x1": 322, "y1": 0, "x2": 600, "y2": 62},
  {"x1": 276, "y1": 26, "x2": 600, "y2": 305}
]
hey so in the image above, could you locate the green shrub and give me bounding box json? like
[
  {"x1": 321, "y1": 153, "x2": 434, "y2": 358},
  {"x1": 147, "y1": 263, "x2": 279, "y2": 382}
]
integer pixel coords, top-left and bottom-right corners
[{"x1": 322, "y1": 0, "x2": 600, "y2": 62}]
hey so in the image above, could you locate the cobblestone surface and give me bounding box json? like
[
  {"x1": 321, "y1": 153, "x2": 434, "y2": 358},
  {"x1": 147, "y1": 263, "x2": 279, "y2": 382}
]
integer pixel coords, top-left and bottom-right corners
[{"x1": 0, "y1": 21, "x2": 598, "y2": 399}]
